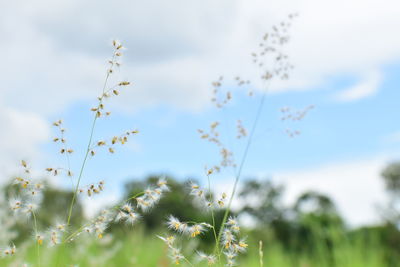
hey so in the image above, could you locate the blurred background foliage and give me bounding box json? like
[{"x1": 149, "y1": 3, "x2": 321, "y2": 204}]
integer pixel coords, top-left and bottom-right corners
[{"x1": 2, "y1": 161, "x2": 400, "y2": 266}]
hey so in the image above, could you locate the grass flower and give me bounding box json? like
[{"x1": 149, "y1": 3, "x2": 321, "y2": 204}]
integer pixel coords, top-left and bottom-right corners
[
  {"x1": 23, "y1": 202, "x2": 38, "y2": 216},
  {"x1": 49, "y1": 229, "x2": 61, "y2": 246},
  {"x1": 221, "y1": 229, "x2": 236, "y2": 249},
  {"x1": 157, "y1": 235, "x2": 176, "y2": 247},
  {"x1": 157, "y1": 177, "x2": 169, "y2": 192},
  {"x1": 1, "y1": 244, "x2": 16, "y2": 257},
  {"x1": 187, "y1": 224, "x2": 205, "y2": 238},
  {"x1": 9, "y1": 198, "x2": 22, "y2": 212},
  {"x1": 169, "y1": 247, "x2": 185, "y2": 265},
  {"x1": 197, "y1": 251, "x2": 217, "y2": 265},
  {"x1": 167, "y1": 215, "x2": 187, "y2": 234},
  {"x1": 226, "y1": 217, "x2": 240, "y2": 232},
  {"x1": 35, "y1": 233, "x2": 44, "y2": 246},
  {"x1": 115, "y1": 204, "x2": 140, "y2": 225},
  {"x1": 224, "y1": 250, "x2": 238, "y2": 266}
]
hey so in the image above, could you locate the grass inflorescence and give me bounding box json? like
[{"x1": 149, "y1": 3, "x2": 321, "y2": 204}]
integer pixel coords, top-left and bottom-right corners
[{"x1": 0, "y1": 14, "x2": 324, "y2": 267}]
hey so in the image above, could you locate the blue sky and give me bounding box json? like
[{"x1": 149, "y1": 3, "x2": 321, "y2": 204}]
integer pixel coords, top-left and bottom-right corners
[
  {"x1": 1, "y1": 0, "x2": 400, "y2": 225},
  {"x1": 48, "y1": 64, "x2": 400, "y2": 177},
  {"x1": 34, "y1": 60, "x2": 400, "y2": 226}
]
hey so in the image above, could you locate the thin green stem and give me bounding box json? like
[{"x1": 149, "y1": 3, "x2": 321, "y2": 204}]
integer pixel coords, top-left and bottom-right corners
[
  {"x1": 113, "y1": 191, "x2": 145, "y2": 209},
  {"x1": 184, "y1": 257, "x2": 195, "y2": 267},
  {"x1": 62, "y1": 221, "x2": 91, "y2": 244},
  {"x1": 207, "y1": 174, "x2": 220, "y2": 259},
  {"x1": 66, "y1": 113, "x2": 98, "y2": 225},
  {"x1": 66, "y1": 53, "x2": 116, "y2": 226},
  {"x1": 216, "y1": 92, "x2": 267, "y2": 245},
  {"x1": 32, "y1": 211, "x2": 41, "y2": 267},
  {"x1": 214, "y1": 48, "x2": 278, "y2": 245}
]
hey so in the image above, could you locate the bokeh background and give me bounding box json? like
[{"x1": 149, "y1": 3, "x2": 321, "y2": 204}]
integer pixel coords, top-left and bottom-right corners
[{"x1": 1, "y1": 0, "x2": 400, "y2": 266}]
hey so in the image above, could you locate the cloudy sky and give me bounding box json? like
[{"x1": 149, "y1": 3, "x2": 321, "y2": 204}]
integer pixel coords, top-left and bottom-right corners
[{"x1": 1, "y1": 0, "x2": 400, "y2": 226}]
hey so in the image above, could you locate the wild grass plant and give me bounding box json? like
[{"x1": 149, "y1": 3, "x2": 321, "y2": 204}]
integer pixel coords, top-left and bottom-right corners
[{"x1": 0, "y1": 14, "x2": 352, "y2": 267}]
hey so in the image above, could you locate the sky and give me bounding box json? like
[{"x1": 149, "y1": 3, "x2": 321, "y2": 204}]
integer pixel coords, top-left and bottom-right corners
[{"x1": 1, "y1": 0, "x2": 400, "y2": 226}]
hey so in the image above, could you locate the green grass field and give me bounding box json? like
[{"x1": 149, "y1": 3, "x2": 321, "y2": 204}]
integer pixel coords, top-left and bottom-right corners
[{"x1": 0, "y1": 228, "x2": 389, "y2": 267}]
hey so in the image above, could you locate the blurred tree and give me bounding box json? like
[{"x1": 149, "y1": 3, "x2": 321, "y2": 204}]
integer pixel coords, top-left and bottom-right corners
[
  {"x1": 239, "y1": 179, "x2": 344, "y2": 256},
  {"x1": 381, "y1": 162, "x2": 400, "y2": 223},
  {"x1": 239, "y1": 179, "x2": 293, "y2": 248},
  {"x1": 239, "y1": 179, "x2": 286, "y2": 224},
  {"x1": 382, "y1": 162, "x2": 400, "y2": 196},
  {"x1": 294, "y1": 191, "x2": 337, "y2": 216},
  {"x1": 292, "y1": 190, "x2": 343, "y2": 261}
]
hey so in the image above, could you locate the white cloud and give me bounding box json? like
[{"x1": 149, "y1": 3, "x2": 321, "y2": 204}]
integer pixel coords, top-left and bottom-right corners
[
  {"x1": 334, "y1": 71, "x2": 382, "y2": 102},
  {"x1": 0, "y1": 105, "x2": 50, "y2": 182},
  {"x1": 1, "y1": 0, "x2": 400, "y2": 115},
  {"x1": 273, "y1": 157, "x2": 391, "y2": 226}
]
